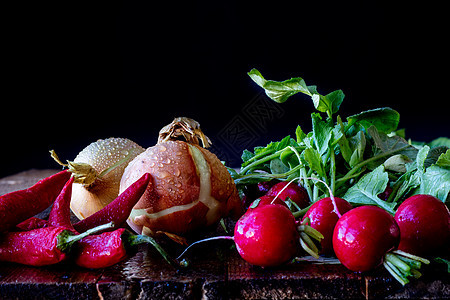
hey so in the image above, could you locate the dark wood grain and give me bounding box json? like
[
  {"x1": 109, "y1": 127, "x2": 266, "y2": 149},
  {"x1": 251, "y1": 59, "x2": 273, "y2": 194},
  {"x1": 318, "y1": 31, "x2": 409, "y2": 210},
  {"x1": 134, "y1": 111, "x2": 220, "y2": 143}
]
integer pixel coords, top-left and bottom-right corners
[{"x1": 1, "y1": 170, "x2": 449, "y2": 299}]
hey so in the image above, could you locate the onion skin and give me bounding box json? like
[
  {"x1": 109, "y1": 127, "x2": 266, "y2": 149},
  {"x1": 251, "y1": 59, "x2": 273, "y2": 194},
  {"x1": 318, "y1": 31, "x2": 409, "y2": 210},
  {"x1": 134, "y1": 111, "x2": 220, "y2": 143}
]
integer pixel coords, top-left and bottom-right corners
[
  {"x1": 70, "y1": 138, "x2": 144, "y2": 220},
  {"x1": 120, "y1": 140, "x2": 242, "y2": 236}
]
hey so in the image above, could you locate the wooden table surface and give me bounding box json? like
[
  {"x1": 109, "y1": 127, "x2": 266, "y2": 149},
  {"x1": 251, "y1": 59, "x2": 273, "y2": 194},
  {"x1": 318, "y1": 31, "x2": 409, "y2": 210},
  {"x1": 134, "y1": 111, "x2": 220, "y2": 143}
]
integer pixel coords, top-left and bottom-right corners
[{"x1": 0, "y1": 169, "x2": 449, "y2": 300}]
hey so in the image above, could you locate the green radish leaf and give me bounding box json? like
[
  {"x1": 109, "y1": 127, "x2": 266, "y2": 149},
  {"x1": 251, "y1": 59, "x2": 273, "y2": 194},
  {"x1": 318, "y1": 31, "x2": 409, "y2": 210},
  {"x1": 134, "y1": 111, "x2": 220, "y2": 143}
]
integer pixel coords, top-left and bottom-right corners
[
  {"x1": 270, "y1": 158, "x2": 290, "y2": 174},
  {"x1": 429, "y1": 137, "x2": 450, "y2": 148},
  {"x1": 296, "y1": 125, "x2": 307, "y2": 143},
  {"x1": 247, "y1": 68, "x2": 343, "y2": 116},
  {"x1": 436, "y1": 149, "x2": 450, "y2": 168},
  {"x1": 248, "y1": 69, "x2": 313, "y2": 103},
  {"x1": 311, "y1": 113, "x2": 333, "y2": 156},
  {"x1": 304, "y1": 148, "x2": 325, "y2": 178},
  {"x1": 347, "y1": 107, "x2": 400, "y2": 134},
  {"x1": 344, "y1": 165, "x2": 396, "y2": 213},
  {"x1": 312, "y1": 90, "x2": 345, "y2": 115},
  {"x1": 367, "y1": 126, "x2": 418, "y2": 169},
  {"x1": 348, "y1": 131, "x2": 366, "y2": 168},
  {"x1": 420, "y1": 165, "x2": 450, "y2": 202}
]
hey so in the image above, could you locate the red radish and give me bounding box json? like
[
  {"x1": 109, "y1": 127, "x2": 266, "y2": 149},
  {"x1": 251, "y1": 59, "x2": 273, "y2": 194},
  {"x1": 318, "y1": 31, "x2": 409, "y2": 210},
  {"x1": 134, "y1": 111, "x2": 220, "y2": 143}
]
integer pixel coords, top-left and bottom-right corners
[
  {"x1": 266, "y1": 181, "x2": 309, "y2": 208},
  {"x1": 394, "y1": 194, "x2": 450, "y2": 256},
  {"x1": 333, "y1": 205, "x2": 429, "y2": 285},
  {"x1": 234, "y1": 204, "x2": 299, "y2": 267},
  {"x1": 302, "y1": 197, "x2": 353, "y2": 254},
  {"x1": 247, "y1": 195, "x2": 288, "y2": 211},
  {"x1": 333, "y1": 206, "x2": 400, "y2": 272},
  {"x1": 242, "y1": 181, "x2": 277, "y2": 202},
  {"x1": 177, "y1": 204, "x2": 323, "y2": 267},
  {"x1": 257, "y1": 181, "x2": 277, "y2": 195},
  {"x1": 378, "y1": 186, "x2": 393, "y2": 201}
]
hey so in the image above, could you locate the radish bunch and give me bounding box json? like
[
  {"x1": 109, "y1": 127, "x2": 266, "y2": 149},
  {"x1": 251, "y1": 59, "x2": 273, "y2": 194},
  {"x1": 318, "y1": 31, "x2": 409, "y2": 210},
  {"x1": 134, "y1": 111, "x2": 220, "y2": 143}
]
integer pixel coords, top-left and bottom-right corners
[
  {"x1": 178, "y1": 180, "x2": 324, "y2": 267},
  {"x1": 331, "y1": 194, "x2": 449, "y2": 286},
  {"x1": 179, "y1": 177, "x2": 448, "y2": 286}
]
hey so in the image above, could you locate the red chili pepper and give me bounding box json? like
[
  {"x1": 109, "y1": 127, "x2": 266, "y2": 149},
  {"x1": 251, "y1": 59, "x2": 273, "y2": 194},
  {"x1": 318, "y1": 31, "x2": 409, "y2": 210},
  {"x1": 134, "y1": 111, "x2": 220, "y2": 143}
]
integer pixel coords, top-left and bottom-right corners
[
  {"x1": 48, "y1": 177, "x2": 75, "y2": 231},
  {"x1": 0, "y1": 222, "x2": 113, "y2": 266},
  {"x1": 0, "y1": 170, "x2": 71, "y2": 233},
  {"x1": 14, "y1": 176, "x2": 75, "y2": 231},
  {"x1": 75, "y1": 228, "x2": 183, "y2": 269},
  {"x1": 16, "y1": 217, "x2": 48, "y2": 231},
  {"x1": 73, "y1": 173, "x2": 152, "y2": 233}
]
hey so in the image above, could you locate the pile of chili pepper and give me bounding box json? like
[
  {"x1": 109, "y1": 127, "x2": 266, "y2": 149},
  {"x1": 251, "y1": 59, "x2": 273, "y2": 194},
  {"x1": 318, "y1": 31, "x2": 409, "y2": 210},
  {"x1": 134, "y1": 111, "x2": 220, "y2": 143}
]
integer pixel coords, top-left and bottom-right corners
[{"x1": 0, "y1": 171, "x2": 184, "y2": 269}]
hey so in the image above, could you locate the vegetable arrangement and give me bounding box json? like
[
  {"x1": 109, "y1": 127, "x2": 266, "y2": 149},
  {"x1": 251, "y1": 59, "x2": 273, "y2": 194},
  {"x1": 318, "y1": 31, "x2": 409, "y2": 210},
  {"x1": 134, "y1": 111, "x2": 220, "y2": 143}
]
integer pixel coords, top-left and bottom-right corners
[
  {"x1": 0, "y1": 171, "x2": 183, "y2": 268},
  {"x1": 50, "y1": 137, "x2": 145, "y2": 220},
  {"x1": 0, "y1": 70, "x2": 448, "y2": 290},
  {"x1": 178, "y1": 69, "x2": 449, "y2": 286},
  {"x1": 0, "y1": 117, "x2": 240, "y2": 270}
]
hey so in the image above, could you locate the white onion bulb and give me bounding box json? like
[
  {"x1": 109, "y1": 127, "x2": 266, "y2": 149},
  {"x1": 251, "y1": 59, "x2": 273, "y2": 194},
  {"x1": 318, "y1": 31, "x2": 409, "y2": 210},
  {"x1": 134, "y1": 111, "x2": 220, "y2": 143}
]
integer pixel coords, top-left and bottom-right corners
[{"x1": 52, "y1": 137, "x2": 144, "y2": 220}]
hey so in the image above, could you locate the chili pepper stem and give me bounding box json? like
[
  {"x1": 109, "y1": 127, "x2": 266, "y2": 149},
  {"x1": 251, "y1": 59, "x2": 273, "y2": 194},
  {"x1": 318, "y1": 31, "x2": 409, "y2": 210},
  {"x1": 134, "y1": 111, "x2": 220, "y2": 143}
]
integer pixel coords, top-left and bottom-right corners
[{"x1": 57, "y1": 222, "x2": 114, "y2": 253}]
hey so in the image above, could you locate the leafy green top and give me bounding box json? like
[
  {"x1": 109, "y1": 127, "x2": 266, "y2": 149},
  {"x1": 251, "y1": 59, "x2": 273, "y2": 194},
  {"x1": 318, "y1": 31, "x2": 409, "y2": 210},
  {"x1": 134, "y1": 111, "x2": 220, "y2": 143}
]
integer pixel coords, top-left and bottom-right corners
[{"x1": 230, "y1": 69, "x2": 449, "y2": 211}]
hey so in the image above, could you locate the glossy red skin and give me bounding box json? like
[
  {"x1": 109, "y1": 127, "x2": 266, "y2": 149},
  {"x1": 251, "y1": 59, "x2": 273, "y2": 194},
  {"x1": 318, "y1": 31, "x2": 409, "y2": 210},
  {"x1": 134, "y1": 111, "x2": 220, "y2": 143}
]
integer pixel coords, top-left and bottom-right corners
[
  {"x1": 395, "y1": 194, "x2": 450, "y2": 256},
  {"x1": 74, "y1": 173, "x2": 151, "y2": 233},
  {"x1": 0, "y1": 170, "x2": 71, "y2": 233},
  {"x1": 303, "y1": 197, "x2": 353, "y2": 254},
  {"x1": 234, "y1": 204, "x2": 299, "y2": 267},
  {"x1": 75, "y1": 228, "x2": 128, "y2": 269},
  {"x1": 48, "y1": 177, "x2": 75, "y2": 230},
  {"x1": 16, "y1": 217, "x2": 49, "y2": 231},
  {"x1": 247, "y1": 195, "x2": 288, "y2": 211},
  {"x1": 333, "y1": 206, "x2": 400, "y2": 272},
  {"x1": 266, "y1": 181, "x2": 309, "y2": 209},
  {"x1": 0, "y1": 227, "x2": 68, "y2": 266}
]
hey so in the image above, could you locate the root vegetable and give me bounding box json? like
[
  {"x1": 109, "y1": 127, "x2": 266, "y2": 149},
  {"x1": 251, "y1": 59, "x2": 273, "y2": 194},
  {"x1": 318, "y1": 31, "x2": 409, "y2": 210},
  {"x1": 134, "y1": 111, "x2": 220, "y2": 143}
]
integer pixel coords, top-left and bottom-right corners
[
  {"x1": 333, "y1": 206, "x2": 429, "y2": 285},
  {"x1": 247, "y1": 195, "x2": 288, "y2": 210},
  {"x1": 120, "y1": 117, "x2": 242, "y2": 236},
  {"x1": 266, "y1": 181, "x2": 309, "y2": 209},
  {"x1": 51, "y1": 137, "x2": 144, "y2": 220},
  {"x1": 394, "y1": 194, "x2": 450, "y2": 256},
  {"x1": 333, "y1": 206, "x2": 400, "y2": 272},
  {"x1": 234, "y1": 204, "x2": 299, "y2": 267},
  {"x1": 176, "y1": 204, "x2": 323, "y2": 267},
  {"x1": 303, "y1": 197, "x2": 353, "y2": 254}
]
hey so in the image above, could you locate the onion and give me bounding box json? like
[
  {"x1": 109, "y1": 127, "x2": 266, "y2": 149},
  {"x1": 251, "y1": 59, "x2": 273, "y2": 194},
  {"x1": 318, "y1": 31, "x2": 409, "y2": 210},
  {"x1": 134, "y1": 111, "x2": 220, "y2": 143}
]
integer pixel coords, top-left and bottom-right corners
[
  {"x1": 120, "y1": 117, "x2": 242, "y2": 236},
  {"x1": 51, "y1": 137, "x2": 144, "y2": 220}
]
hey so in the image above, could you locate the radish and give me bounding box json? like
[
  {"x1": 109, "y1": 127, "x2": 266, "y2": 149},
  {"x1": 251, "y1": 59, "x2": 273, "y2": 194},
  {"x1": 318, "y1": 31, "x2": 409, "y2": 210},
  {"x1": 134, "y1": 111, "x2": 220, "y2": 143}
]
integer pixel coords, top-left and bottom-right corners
[
  {"x1": 177, "y1": 203, "x2": 323, "y2": 267},
  {"x1": 302, "y1": 197, "x2": 353, "y2": 255},
  {"x1": 266, "y1": 181, "x2": 309, "y2": 209},
  {"x1": 241, "y1": 181, "x2": 278, "y2": 210},
  {"x1": 394, "y1": 194, "x2": 450, "y2": 256},
  {"x1": 333, "y1": 205, "x2": 430, "y2": 286},
  {"x1": 234, "y1": 204, "x2": 300, "y2": 267},
  {"x1": 247, "y1": 195, "x2": 288, "y2": 210}
]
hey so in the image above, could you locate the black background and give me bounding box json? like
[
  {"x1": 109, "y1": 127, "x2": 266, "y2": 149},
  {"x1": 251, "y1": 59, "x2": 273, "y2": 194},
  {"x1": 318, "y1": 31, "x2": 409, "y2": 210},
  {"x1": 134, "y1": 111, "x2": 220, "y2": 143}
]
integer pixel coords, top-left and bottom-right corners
[{"x1": 2, "y1": 1, "x2": 448, "y2": 177}]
